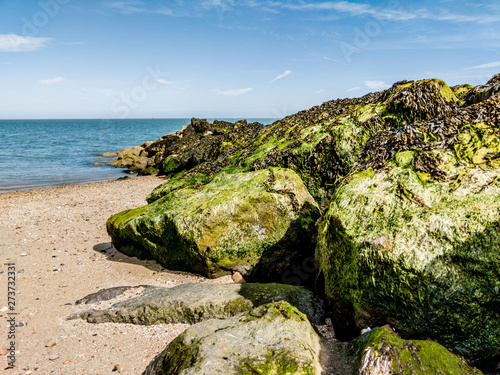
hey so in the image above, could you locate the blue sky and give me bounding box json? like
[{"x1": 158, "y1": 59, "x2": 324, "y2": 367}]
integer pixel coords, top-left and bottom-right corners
[{"x1": 0, "y1": 0, "x2": 499, "y2": 119}]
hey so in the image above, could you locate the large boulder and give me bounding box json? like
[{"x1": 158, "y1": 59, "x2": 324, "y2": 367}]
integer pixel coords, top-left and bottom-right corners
[
  {"x1": 68, "y1": 282, "x2": 325, "y2": 325},
  {"x1": 143, "y1": 301, "x2": 323, "y2": 375},
  {"x1": 316, "y1": 121, "x2": 500, "y2": 366},
  {"x1": 107, "y1": 168, "x2": 320, "y2": 281},
  {"x1": 350, "y1": 327, "x2": 483, "y2": 374}
]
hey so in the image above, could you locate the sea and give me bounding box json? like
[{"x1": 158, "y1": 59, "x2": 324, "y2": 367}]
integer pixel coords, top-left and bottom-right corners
[{"x1": 0, "y1": 118, "x2": 277, "y2": 192}]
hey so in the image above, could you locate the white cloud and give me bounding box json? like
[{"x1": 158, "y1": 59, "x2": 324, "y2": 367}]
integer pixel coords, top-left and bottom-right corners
[
  {"x1": 0, "y1": 34, "x2": 52, "y2": 52},
  {"x1": 365, "y1": 80, "x2": 390, "y2": 90},
  {"x1": 270, "y1": 70, "x2": 292, "y2": 83},
  {"x1": 465, "y1": 61, "x2": 500, "y2": 70},
  {"x1": 215, "y1": 87, "x2": 253, "y2": 96},
  {"x1": 347, "y1": 86, "x2": 360, "y2": 92},
  {"x1": 156, "y1": 78, "x2": 175, "y2": 85},
  {"x1": 40, "y1": 77, "x2": 65, "y2": 85}
]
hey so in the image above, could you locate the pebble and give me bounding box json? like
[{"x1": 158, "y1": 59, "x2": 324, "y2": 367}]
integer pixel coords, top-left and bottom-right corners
[
  {"x1": 16, "y1": 321, "x2": 27, "y2": 327},
  {"x1": 63, "y1": 360, "x2": 71, "y2": 365},
  {"x1": 48, "y1": 354, "x2": 60, "y2": 361},
  {"x1": 231, "y1": 271, "x2": 246, "y2": 284},
  {"x1": 0, "y1": 348, "x2": 9, "y2": 356},
  {"x1": 21, "y1": 253, "x2": 27, "y2": 256},
  {"x1": 45, "y1": 341, "x2": 57, "y2": 348}
]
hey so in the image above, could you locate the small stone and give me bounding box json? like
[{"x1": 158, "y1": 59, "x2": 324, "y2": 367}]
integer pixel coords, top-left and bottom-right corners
[
  {"x1": 63, "y1": 360, "x2": 70, "y2": 365},
  {"x1": 25, "y1": 371, "x2": 32, "y2": 375},
  {"x1": 21, "y1": 253, "x2": 27, "y2": 256},
  {"x1": 48, "y1": 354, "x2": 60, "y2": 361},
  {"x1": 231, "y1": 271, "x2": 246, "y2": 284},
  {"x1": 16, "y1": 321, "x2": 27, "y2": 327},
  {"x1": 112, "y1": 364, "x2": 120, "y2": 372},
  {"x1": 0, "y1": 307, "x2": 7, "y2": 312},
  {"x1": 360, "y1": 327, "x2": 372, "y2": 335},
  {"x1": 45, "y1": 341, "x2": 57, "y2": 348},
  {"x1": 0, "y1": 348, "x2": 8, "y2": 356}
]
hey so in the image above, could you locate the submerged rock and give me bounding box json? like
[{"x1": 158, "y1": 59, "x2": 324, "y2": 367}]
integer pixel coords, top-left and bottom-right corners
[
  {"x1": 68, "y1": 282, "x2": 325, "y2": 325},
  {"x1": 107, "y1": 168, "x2": 320, "y2": 281},
  {"x1": 350, "y1": 326, "x2": 483, "y2": 374},
  {"x1": 143, "y1": 301, "x2": 323, "y2": 375}
]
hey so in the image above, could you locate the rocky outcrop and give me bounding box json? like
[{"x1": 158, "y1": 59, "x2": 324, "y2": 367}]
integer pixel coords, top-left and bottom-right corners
[
  {"x1": 315, "y1": 91, "x2": 500, "y2": 366},
  {"x1": 143, "y1": 301, "x2": 323, "y2": 375},
  {"x1": 68, "y1": 283, "x2": 325, "y2": 325},
  {"x1": 350, "y1": 326, "x2": 483, "y2": 374},
  {"x1": 107, "y1": 168, "x2": 320, "y2": 281},
  {"x1": 108, "y1": 142, "x2": 155, "y2": 172},
  {"x1": 104, "y1": 74, "x2": 500, "y2": 373},
  {"x1": 144, "y1": 118, "x2": 264, "y2": 174}
]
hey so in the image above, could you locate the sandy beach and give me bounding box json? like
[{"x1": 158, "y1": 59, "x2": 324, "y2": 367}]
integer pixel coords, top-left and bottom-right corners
[{"x1": 0, "y1": 176, "x2": 232, "y2": 375}]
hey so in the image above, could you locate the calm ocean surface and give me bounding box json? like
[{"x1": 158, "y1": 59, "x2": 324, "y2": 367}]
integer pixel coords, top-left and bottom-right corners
[{"x1": 0, "y1": 118, "x2": 277, "y2": 192}]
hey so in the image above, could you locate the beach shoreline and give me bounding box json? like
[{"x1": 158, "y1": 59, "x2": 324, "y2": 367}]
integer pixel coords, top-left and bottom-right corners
[{"x1": 0, "y1": 175, "x2": 231, "y2": 374}]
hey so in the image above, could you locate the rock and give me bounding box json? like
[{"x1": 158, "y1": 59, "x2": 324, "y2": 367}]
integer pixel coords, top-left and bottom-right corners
[
  {"x1": 44, "y1": 341, "x2": 56, "y2": 348},
  {"x1": 100, "y1": 152, "x2": 117, "y2": 157},
  {"x1": 109, "y1": 145, "x2": 151, "y2": 170},
  {"x1": 107, "y1": 168, "x2": 320, "y2": 281},
  {"x1": 350, "y1": 327, "x2": 482, "y2": 374},
  {"x1": 143, "y1": 301, "x2": 322, "y2": 375},
  {"x1": 68, "y1": 282, "x2": 325, "y2": 325},
  {"x1": 231, "y1": 271, "x2": 245, "y2": 283},
  {"x1": 48, "y1": 354, "x2": 60, "y2": 361},
  {"x1": 92, "y1": 162, "x2": 101, "y2": 166},
  {"x1": 0, "y1": 348, "x2": 8, "y2": 356},
  {"x1": 316, "y1": 106, "x2": 500, "y2": 366},
  {"x1": 143, "y1": 118, "x2": 265, "y2": 176}
]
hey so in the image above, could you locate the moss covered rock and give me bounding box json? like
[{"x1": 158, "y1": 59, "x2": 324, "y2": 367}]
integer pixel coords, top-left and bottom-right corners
[
  {"x1": 143, "y1": 301, "x2": 322, "y2": 375},
  {"x1": 107, "y1": 168, "x2": 320, "y2": 280},
  {"x1": 316, "y1": 147, "x2": 500, "y2": 366},
  {"x1": 350, "y1": 327, "x2": 482, "y2": 374},
  {"x1": 68, "y1": 282, "x2": 325, "y2": 325}
]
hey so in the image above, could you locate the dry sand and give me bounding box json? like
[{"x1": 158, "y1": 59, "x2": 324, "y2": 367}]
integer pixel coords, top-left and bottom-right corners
[{"x1": 0, "y1": 176, "x2": 233, "y2": 375}]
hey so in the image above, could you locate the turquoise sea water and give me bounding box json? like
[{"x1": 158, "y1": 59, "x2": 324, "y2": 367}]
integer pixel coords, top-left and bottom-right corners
[{"x1": 0, "y1": 118, "x2": 276, "y2": 192}]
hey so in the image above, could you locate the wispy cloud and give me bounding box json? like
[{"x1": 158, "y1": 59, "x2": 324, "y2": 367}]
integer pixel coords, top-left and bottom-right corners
[
  {"x1": 465, "y1": 61, "x2": 500, "y2": 70},
  {"x1": 105, "y1": 1, "x2": 174, "y2": 16},
  {"x1": 347, "y1": 86, "x2": 360, "y2": 92},
  {"x1": 40, "y1": 77, "x2": 65, "y2": 85},
  {"x1": 270, "y1": 70, "x2": 292, "y2": 83},
  {"x1": 156, "y1": 79, "x2": 175, "y2": 85},
  {"x1": 215, "y1": 87, "x2": 253, "y2": 96},
  {"x1": 249, "y1": 1, "x2": 500, "y2": 24},
  {"x1": 0, "y1": 34, "x2": 52, "y2": 52},
  {"x1": 365, "y1": 80, "x2": 389, "y2": 90}
]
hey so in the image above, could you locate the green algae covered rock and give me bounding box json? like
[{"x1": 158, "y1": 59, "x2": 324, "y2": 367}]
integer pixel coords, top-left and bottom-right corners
[
  {"x1": 68, "y1": 282, "x2": 325, "y2": 325},
  {"x1": 107, "y1": 167, "x2": 320, "y2": 280},
  {"x1": 316, "y1": 148, "x2": 500, "y2": 364},
  {"x1": 350, "y1": 327, "x2": 483, "y2": 374},
  {"x1": 143, "y1": 301, "x2": 322, "y2": 375}
]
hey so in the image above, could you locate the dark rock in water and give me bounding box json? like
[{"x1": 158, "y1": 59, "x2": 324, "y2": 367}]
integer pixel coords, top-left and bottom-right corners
[
  {"x1": 107, "y1": 168, "x2": 320, "y2": 282},
  {"x1": 68, "y1": 283, "x2": 325, "y2": 325},
  {"x1": 348, "y1": 326, "x2": 483, "y2": 374},
  {"x1": 142, "y1": 301, "x2": 323, "y2": 375}
]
